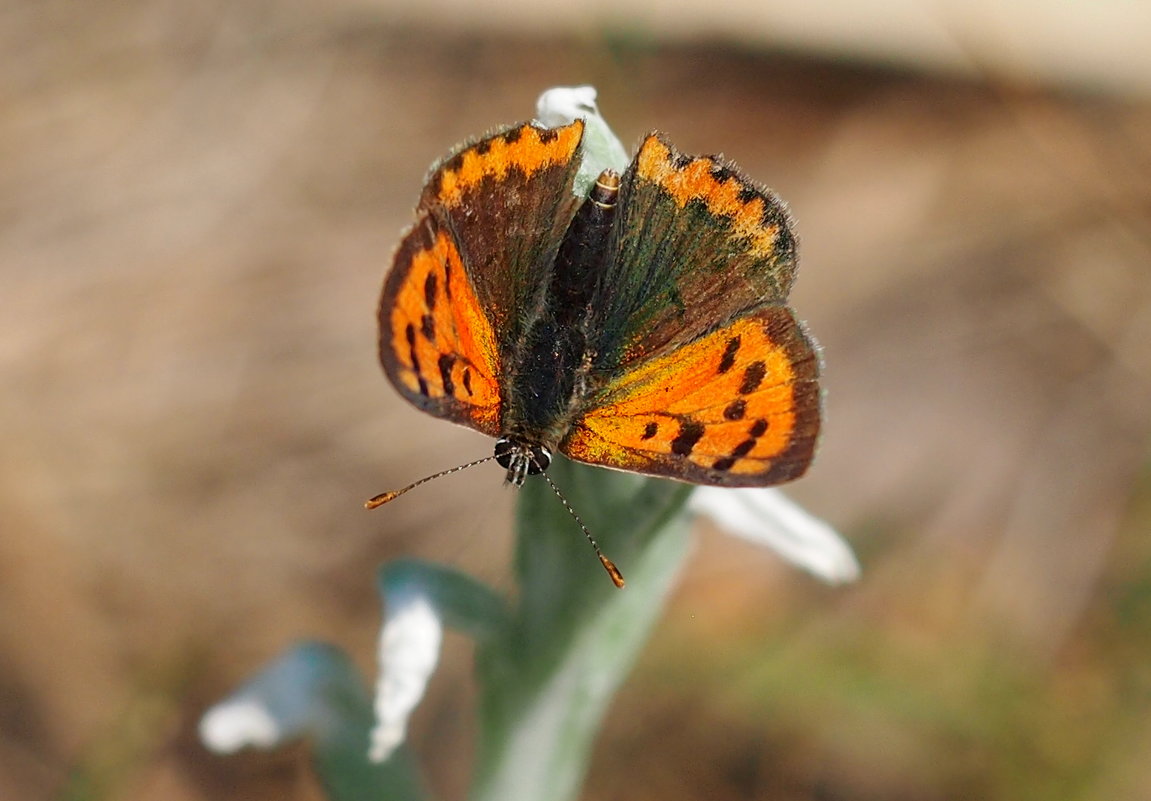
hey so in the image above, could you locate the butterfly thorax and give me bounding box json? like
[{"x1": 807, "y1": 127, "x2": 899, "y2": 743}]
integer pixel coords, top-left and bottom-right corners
[{"x1": 498, "y1": 169, "x2": 621, "y2": 483}]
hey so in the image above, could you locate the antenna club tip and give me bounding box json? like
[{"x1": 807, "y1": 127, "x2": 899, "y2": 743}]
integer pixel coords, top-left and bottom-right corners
[
  {"x1": 364, "y1": 490, "x2": 400, "y2": 510},
  {"x1": 601, "y1": 556, "x2": 626, "y2": 589}
]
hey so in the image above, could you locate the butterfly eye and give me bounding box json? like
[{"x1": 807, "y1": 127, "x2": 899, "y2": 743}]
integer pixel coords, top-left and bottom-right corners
[
  {"x1": 493, "y1": 436, "x2": 516, "y2": 466},
  {"x1": 528, "y1": 445, "x2": 551, "y2": 474}
]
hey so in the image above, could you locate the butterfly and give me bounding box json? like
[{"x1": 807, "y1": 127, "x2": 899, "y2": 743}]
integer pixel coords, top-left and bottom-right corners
[{"x1": 370, "y1": 118, "x2": 821, "y2": 586}]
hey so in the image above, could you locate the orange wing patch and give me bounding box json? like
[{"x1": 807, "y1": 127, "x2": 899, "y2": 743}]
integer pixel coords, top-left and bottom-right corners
[
  {"x1": 383, "y1": 226, "x2": 502, "y2": 435},
  {"x1": 431, "y1": 122, "x2": 585, "y2": 209},
  {"x1": 560, "y1": 309, "x2": 818, "y2": 485},
  {"x1": 635, "y1": 135, "x2": 782, "y2": 260}
]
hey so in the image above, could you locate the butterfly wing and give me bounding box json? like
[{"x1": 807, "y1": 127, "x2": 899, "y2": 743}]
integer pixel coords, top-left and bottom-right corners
[
  {"x1": 379, "y1": 121, "x2": 586, "y2": 435},
  {"x1": 415, "y1": 120, "x2": 586, "y2": 347},
  {"x1": 586, "y1": 133, "x2": 799, "y2": 366},
  {"x1": 561, "y1": 306, "x2": 819, "y2": 486},
  {"x1": 560, "y1": 134, "x2": 820, "y2": 486}
]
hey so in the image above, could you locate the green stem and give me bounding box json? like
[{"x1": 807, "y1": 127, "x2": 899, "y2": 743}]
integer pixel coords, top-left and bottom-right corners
[{"x1": 472, "y1": 461, "x2": 693, "y2": 801}]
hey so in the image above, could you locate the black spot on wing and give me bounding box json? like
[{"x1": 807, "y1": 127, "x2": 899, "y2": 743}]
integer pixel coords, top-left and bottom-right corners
[
  {"x1": 438, "y1": 354, "x2": 456, "y2": 396},
  {"x1": 731, "y1": 438, "x2": 757, "y2": 458},
  {"x1": 738, "y1": 185, "x2": 761, "y2": 205},
  {"x1": 671, "y1": 420, "x2": 705, "y2": 456},
  {"x1": 740, "y1": 361, "x2": 766, "y2": 395},
  {"x1": 718, "y1": 336, "x2": 741, "y2": 374},
  {"x1": 723, "y1": 399, "x2": 746, "y2": 421},
  {"x1": 710, "y1": 164, "x2": 737, "y2": 183}
]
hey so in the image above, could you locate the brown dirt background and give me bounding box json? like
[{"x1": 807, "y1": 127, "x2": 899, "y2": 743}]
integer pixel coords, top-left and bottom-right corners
[{"x1": 3, "y1": 2, "x2": 1151, "y2": 799}]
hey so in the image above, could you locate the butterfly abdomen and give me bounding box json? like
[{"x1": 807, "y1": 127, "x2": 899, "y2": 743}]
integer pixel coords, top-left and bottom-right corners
[{"x1": 549, "y1": 170, "x2": 621, "y2": 331}]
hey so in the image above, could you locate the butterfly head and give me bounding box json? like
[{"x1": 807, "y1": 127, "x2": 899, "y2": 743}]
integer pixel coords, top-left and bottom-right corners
[{"x1": 494, "y1": 436, "x2": 551, "y2": 487}]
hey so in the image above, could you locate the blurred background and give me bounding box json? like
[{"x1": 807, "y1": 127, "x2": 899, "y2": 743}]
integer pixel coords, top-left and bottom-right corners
[{"x1": 3, "y1": 1, "x2": 1151, "y2": 799}]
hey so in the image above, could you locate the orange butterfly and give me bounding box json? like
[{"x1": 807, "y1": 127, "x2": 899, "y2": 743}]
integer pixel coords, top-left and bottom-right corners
[{"x1": 371, "y1": 119, "x2": 820, "y2": 586}]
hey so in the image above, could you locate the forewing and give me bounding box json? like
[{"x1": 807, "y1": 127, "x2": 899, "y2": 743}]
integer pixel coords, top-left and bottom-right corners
[
  {"x1": 416, "y1": 120, "x2": 585, "y2": 347},
  {"x1": 559, "y1": 306, "x2": 820, "y2": 486},
  {"x1": 379, "y1": 120, "x2": 586, "y2": 434},
  {"x1": 587, "y1": 133, "x2": 798, "y2": 368},
  {"x1": 379, "y1": 220, "x2": 503, "y2": 435}
]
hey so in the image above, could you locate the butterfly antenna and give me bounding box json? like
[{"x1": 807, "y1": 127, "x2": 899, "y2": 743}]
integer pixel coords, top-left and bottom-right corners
[
  {"x1": 365, "y1": 455, "x2": 497, "y2": 509},
  {"x1": 541, "y1": 472, "x2": 625, "y2": 589}
]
